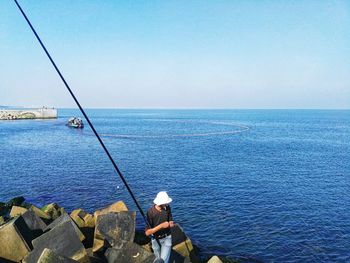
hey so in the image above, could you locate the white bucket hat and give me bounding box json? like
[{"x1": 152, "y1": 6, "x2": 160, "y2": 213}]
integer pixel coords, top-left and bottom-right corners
[{"x1": 153, "y1": 191, "x2": 172, "y2": 206}]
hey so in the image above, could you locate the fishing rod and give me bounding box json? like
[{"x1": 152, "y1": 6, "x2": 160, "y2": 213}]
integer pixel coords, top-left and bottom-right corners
[{"x1": 12, "y1": 0, "x2": 154, "y2": 232}]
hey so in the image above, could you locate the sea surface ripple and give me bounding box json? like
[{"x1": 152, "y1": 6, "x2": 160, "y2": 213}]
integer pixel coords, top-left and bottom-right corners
[{"x1": 1, "y1": 109, "x2": 349, "y2": 262}]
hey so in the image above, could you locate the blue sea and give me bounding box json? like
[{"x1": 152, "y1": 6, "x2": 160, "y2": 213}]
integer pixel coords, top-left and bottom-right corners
[{"x1": 1, "y1": 109, "x2": 349, "y2": 262}]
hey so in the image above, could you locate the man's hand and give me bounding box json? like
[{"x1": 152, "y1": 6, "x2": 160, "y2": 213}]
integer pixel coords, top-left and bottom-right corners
[{"x1": 169, "y1": 221, "x2": 175, "y2": 227}]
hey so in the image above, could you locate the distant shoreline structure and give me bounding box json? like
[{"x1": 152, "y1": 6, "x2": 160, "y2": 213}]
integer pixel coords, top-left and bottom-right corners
[{"x1": 0, "y1": 107, "x2": 57, "y2": 120}]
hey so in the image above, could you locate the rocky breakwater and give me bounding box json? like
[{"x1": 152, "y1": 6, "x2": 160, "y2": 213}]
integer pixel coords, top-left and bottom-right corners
[
  {"x1": 0, "y1": 196, "x2": 224, "y2": 263},
  {"x1": 0, "y1": 107, "x2": 57, "y2": 120}
]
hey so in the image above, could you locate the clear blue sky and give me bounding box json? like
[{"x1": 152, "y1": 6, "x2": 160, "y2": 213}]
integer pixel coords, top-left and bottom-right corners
[{"x1": 1, "y1": 0, "x2": 349, "y2": 109}]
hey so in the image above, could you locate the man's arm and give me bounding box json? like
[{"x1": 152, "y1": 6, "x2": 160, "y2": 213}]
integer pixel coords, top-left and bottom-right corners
[{"x1": 145, "y1": 221, "x2": 170, "y2": 236}]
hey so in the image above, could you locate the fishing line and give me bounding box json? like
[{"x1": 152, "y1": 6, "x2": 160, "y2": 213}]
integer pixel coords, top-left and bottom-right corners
[{"x1": 13, "y1": 0, "x2": 151, "y2": 229}]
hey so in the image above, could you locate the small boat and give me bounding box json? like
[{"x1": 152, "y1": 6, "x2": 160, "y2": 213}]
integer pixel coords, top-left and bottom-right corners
[{"x1": 67, "y1": 117, "x2": 84, "y2": 128}]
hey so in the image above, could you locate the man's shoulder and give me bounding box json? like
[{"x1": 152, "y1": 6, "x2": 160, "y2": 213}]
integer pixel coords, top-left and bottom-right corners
[{"x1": 147, "y1": 205, "x2": 156, "y2": 216}]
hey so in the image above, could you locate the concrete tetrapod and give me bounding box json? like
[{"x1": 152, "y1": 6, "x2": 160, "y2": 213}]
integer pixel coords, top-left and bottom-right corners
[
  {"x1": 207, "y1": 256, "x2": 223, "y2": 263},
  {"x1": 170, "y1": 224, "x2": 200, "y2": 263},
  {"x1": 93, "y1": 201, "x2": 128, "y2": 223},
  {"x1": 37, "y1": 248, "x2": 79, "y2": 263},
  {"x1": 0, "y1": 216, "x2": 33, "y2": 262},
  {"x1": 105, "y1": 241, "x2": 156, "y2": 263},
  {"x1": 9, "y1": 205, "x2": 28, "y2": 217},
  {"x1": 41, "y1": 203, "x2": 65, "y2": 220},
  {"x1": 44, "y1": 212, "x2": 85, "y2": 242},
  {"x1": 70, "y1": 209, "x2": 95, "y2": 249},
  {"x1": 21, "y1": 210, "x2": 47, "y2": 239},
  {"x1": 93, "y1": 211, "x2": 136, "y2": 253},
  {"x1": 23, "y1": 220, "x2": 88, "y2": 263}
]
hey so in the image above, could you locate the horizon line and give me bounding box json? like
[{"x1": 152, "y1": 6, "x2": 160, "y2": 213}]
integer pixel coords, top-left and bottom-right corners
[{"x1": 1, "y1": 105, "x2": 349, "y2": 110}]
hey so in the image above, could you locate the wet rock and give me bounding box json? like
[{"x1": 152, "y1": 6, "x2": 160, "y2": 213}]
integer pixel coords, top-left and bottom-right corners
[
  {"x1": 207, "y1": 256, "x2": 223, "y2": 263},
  {"x1": 21, "y1": 210, "x2": 47, "y2": 238},
  {"x1": 105, "y1": 241, "x2": 155, "y2": 263},
  {"x1": 9, "y1": 205, "x2": 28, "y2": 217},
  {"x1": 6, "y1": 196, "x2": 25, "y2": 207},
  {"x1": 0, "y1": 197, "x2": 25, "y2": 217},
  {"x1": 21, "y1": 201, "x2": 34, "y2": 209},
  {"x1": 23, "y1": 220, "x2": 88, "y2": 263},
  {"x1": 0, "y1": 202, "x2": 8, "y2": 216},
  {"x1": 41, "y1": 203, "x2": 65, "y2": 220},
  {"x1": 94, "y1": 201, "x2": 128, "y2": 222},
  {"x1": 44, "y1": 213, "x2": 85, "y2": 242},
  {"x1": 0, "y1": 216, "x2": 33, "y2": 262},
  {"x1": 93, "y1": 211, "x2": 135, "y2": 253},
  {"x1": 37, "y1": 248, "x2": 79, "y2": 263}
]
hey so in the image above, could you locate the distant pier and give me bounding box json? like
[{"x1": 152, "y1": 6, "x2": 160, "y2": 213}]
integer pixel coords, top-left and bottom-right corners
[{"x1": 0, "y1": 107, "x2": 57, "y2": 120}]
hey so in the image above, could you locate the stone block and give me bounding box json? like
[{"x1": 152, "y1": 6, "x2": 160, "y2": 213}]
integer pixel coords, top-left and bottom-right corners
[
  {"x1": 41, "y1": 203, "x2": 65, "y2": 220},
  {"x1": 71, "y1": 209, "x2": 95, "y2": 230},
  {"x1": 83, "y1": 214, "x2": 95, "y2": 228},
  {"x1": 207, "y1": 256, "x2": 223, "y2": 263},
  {"x1": 1, "y1": 196, "x2": 25, "y2": 217},
  {"x1": 23, "y1": 220, "x2": 88, "y2": 263},
  {"x1": 85, "y1": 248, "x2": 106, "y2": 263},
  {"x1": 172, "y1": 239, "x2": 201, "y2": 263},
  {"x1": 142, "y1": 243, "x2": 153, "y2": 253},
  {"x1": 72, "y1": 215, "x2": 85, "y2": 228},
  {"x1": 22, "y1": 210, "x2": 47, "y2": 238},
  {"x1": 70, "y1": 210, "x2": 95, "y2": 248},
  {"x1": 21, "y1": 201, "x2": 34, "y2": 209},
  {"x1": 93, "y1": 211, "x2": 135, "y2": 253},
  {"x1": 0, "y1": 216, "x2": 33, "y2": 262},
  {"x1": 171, "y1": 224, "x2": 200, "y2": 263},
  {"x1": 71, "y1": 209, "x2": 87, "y2": 228},
  {"x1": 105, "y1": 242, "x2": 155, "y2": 263},
  {"x1": 81, "y1": 226, "x2": 95, "y2": 249},
  {"x1": 44, "y1": 213, "x2": 85, "y2": 242},
  {"x1": 37, "y1": 248, "x2": 79, "y2": 263},
  {"x1": 71, "y1": 208, "x2": 87, "y2": 219},
  {"x1": 6, "y1": 196, "x2": 25, "y2": 207},
  {"x1": 94, "y1": 201, "x2": 128, "y2": 222},
  {"x1": 172, "y1": 239, "x2": 194, "y2": 258},
  {"x1": 171, "y1": 224, "x2": 188, "y2": 246},
  {"x1": 134, "y1": 230, "x2": 151, "y2": 246},
  {"x1": 0, "y1": 202, "x2": 9, "y2": 216},
  {"x1": 10, "y1": 205, "x2": 28, "y2": 217},
  {"x1": 0, "y1": 216, "x2": 5, "y2": 225},
  {"x1": 30, "y1": 205, "x2": 51, "y2": 221}
]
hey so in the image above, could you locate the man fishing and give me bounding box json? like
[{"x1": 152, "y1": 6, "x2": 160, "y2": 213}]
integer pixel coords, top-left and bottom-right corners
[{"x1": 145, "y1": 191, "x2": 174, "y2": 263}]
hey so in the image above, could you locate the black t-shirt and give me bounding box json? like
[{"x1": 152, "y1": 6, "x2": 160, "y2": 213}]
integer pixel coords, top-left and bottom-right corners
[{"x1": 146, "y1": 205, "x2": 173, "y2": 238}]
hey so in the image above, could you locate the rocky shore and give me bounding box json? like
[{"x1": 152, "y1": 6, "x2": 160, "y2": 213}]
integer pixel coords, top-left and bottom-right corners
[{"x1": 0, "y1": 197, "x2": 225, "y2": 263}]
